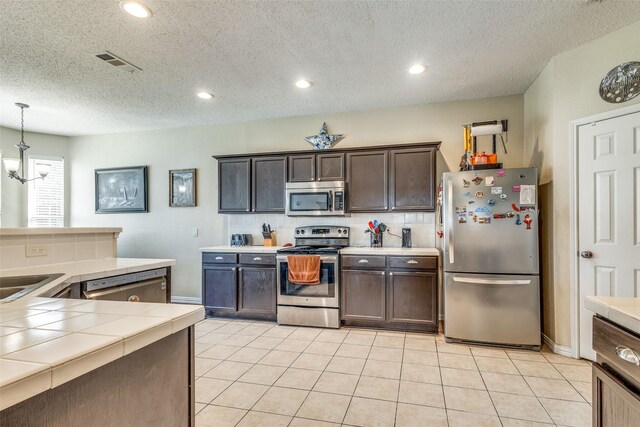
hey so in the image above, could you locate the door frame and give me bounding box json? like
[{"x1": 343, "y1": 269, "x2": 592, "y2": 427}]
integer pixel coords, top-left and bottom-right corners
[{"x1": 570, "y1": 102, "x2": 640, "y2": 358}]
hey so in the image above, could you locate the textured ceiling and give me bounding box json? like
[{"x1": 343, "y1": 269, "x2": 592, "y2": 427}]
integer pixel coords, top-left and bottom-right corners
[{"x1": 0, "y1": 1, "x2": 639, "y2": 136}]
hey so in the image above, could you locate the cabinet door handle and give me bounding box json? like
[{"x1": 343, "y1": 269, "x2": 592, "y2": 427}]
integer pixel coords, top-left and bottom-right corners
[
  {"x1": 616, "y1": 346, "x2": 640, "y2": 366},
  {"x1": 358, "y1": 259, "x2": 369, "y2": 263},
  {"x1": 215, "y1": 256, "x2": 224, "y2": 260},
  {"x1": 232, "y1": 267, "x2": 237, "y2": 271},
  {"x1": 406, "y1": 260, "x2": 419, "y2": 264},
  {"x1": 389, "y1": 272, "x2": 393, "y2": 276},
  {"x1": 253, "y1": 257, "x2": 262, "y2": 261}
]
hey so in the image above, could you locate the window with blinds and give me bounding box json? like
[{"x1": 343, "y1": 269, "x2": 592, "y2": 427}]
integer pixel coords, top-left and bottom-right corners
[{"x1": 28, "y1": 155, "x2": 64, "y2": 227}]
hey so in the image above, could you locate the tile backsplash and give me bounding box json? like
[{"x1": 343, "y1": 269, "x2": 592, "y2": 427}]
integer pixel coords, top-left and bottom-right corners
[{"x1": 228, "y1": 213, "x2": 436, "y2": 248}]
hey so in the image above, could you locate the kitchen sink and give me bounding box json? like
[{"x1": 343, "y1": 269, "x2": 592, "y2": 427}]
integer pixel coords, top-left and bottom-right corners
[{"x1": 0, "y1": 273, "x2": 65, "y2": 302}]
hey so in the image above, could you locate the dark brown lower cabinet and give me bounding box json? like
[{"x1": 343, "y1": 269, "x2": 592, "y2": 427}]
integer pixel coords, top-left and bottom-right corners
[
  {"x1": 592, "y1": 315, "x2": 640, "y2": 427},
  {"x1": 341, "y1": 269, "x2": 386, "y2": 322},
  {"x1": 387, "y1": 271, "x2": 437, "y2": 327},
  {"x1": 341, "y1": 255, "x2": 438, "y2": 332},
  {"x1": 203, "y1": 266, "x2": 237, "y2": 313},
  {"x1": 593, "y1": 363, "x2": 640, "y2": 427},
  {"x1": 238, "y1": 267, "x2": 277, "y2": 316},
  {"x1": 202, "y1": 253, "x2": 276, "y2": 320}
]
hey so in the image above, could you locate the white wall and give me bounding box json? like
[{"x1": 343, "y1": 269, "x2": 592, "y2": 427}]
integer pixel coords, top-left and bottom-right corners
[
  {"x1": 0, "y1": 126, "x2": 70, "y2": 227},
  {"x1": 524, "y1": 20, "x2": 640, "y2": 346},
  {"x1": 70, "y1": 95, "x2": 525, "y2": 298}
]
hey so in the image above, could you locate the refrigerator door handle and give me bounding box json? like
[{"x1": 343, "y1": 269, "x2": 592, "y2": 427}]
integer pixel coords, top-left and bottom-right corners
[
  {"x1": 452, "y1": 277, "x2": 531, "y2": 285},
  {"x1": 447, "y1": 178, "x2": 455, "y2": 264}
]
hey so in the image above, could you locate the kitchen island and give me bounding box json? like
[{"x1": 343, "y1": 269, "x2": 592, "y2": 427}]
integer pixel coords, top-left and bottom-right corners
[
  {"x1": 0, "y1": 258, "x2": 204, "y2": 426},
  {"x1": 585, "y1": 296, "x2": 640, "y2": 427}
]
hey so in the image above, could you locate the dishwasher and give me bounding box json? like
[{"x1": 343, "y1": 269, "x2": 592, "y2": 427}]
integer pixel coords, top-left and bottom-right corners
[{"x1": 82, "y1": 268, "x2": 167, "y2": 303}]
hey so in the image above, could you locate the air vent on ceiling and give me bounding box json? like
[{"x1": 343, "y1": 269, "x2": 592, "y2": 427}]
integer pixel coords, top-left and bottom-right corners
[{"x1": 95, "y1": 51, "x2": 142, "y2": 73}]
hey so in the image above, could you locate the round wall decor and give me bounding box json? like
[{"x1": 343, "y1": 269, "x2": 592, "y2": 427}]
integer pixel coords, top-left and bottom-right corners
[{"x1": 599, "y1": 61, "x2": 640, "y2": 103}]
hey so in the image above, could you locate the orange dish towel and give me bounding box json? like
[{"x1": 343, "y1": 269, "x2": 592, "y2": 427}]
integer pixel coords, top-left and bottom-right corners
[{"x1": 287, "y1": 255, "x2": 321, "y2": 285}]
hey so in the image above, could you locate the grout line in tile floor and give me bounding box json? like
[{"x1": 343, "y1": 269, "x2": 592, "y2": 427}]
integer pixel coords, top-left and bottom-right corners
[{"x1": 195, "y1": 317, "x2": 592, "y2": 426}]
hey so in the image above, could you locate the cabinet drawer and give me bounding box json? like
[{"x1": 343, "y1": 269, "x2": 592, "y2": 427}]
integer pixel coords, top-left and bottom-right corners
[
  {"x1": 239, "y1": 254, "x2": 276, "y2": 266},
  {"x1": 341, "y1": 255, "x2": 386, "y2": 269},
  {"x1": 203, "y1": 253, "x2": 237, "y2": 264},
  {"x1": 388, "y1": 256, "x2": 436, "y2": 270},
  {"x1": 593, "y1": 316, "x2": 640, "y2": 384}
]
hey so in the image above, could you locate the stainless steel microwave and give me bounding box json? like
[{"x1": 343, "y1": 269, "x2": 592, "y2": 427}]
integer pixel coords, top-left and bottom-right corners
[{"x1": 285, "y1": 181, "x2": 346, "y2": 216}]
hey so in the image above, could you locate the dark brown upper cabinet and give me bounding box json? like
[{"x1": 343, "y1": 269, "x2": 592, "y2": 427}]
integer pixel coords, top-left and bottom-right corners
[
  {"x1": 216, "y1": 141, "x2": 439, "y2": 214},
  {"x1": 218, "y1": 158, "x2": 251, "y2": 213},
  {"x1": 288, "y1": 154, "x2": 315, "y2": 182},
  {"x1": 390, "y1": 146, "x2": 437, "y2": 211},
  {"x1": 346, "y1": 150, "x2": 388, "y2": 212},
  {"x1": 252, "y1": 156, "x2": 286, "y2": 213},
  {"x1": 287, "y1": 153, "x2": 344, "y2": 182},
  {"x1": 316, "y1": 153, "x2": 345, "y2": 181}
]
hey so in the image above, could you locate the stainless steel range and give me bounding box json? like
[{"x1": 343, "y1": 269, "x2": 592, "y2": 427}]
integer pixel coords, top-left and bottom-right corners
[{"x1": 276, "y1": 226, "x2": 349, "y2": 328}]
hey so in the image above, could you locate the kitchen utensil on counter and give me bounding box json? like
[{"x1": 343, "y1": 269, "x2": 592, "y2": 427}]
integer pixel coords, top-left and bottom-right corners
[
  {"x1": 369, "y1": 231, "x2": 383, "y2": 248},
  {"x1": 401, "y1": 228, "x2": 412, "y2": 248},
  {"x1": 231, "y1": 234, "x2": 252, "y2": 246},
  {"x1": 368, "y1": 221, "x2": 375, "y2": 232},
  {"x1": 262, "y1": 223, "x2": 276, "y2": 246}
]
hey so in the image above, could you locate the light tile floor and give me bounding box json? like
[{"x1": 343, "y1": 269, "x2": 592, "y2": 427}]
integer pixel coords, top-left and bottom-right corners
[{"x1": 194, "y1": 318, "x2": 592, "y2": 427}]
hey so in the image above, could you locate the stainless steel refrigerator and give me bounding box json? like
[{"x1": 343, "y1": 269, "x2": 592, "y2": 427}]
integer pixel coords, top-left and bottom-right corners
[{"x1": 442, "y1": 167, "x2": 541, "y2": 350}]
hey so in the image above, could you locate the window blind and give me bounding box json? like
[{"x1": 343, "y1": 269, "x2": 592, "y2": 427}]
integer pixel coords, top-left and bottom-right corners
[{"x1": 28, "y1": 155, "x2": 64, "y2": 227}]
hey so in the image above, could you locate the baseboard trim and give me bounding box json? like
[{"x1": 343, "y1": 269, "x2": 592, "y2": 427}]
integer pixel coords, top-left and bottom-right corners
[
  {"x1": 542, "y1": 334, "x2": 573, "y2": 357},
  {"x1": 171, "y1": 296, "x2": 202, "y2": 305}
]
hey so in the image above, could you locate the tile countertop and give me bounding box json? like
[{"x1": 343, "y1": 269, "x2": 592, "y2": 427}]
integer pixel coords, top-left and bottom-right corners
[
  {"x1": 199, "y1": 245, "x2": 283, "y2": 253},
  {"x1": 585, "y1": 296, "x2": 640, "y2": 335},
  {"x1": 340, "y1": 247, "x2": 440, "y2": 256},
  {"x1": 0, "y1": 299, "x2": 204, "y2": 411},
  {"x1": 0, "y1": 257, "x2": 203, "y2": 411},
  {"x1": 200, "y1": 245, "x2": 440, "y2": 256},
  {"x1": 1, "y1": 257, "x2": 176, "y2": 300}
]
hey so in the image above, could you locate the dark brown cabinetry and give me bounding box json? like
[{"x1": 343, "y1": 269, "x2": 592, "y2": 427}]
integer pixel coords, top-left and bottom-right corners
[
  {"x1": 341, "y1": 269, "x2": 386, "y2": 322},
  {"x1": 202, "y1": 252, "x2": 276, "y2": 320},
  {"x1": 346, "y1": 150, "x2": 388, "y2": 212},
  {"x1": 216, "y1": 141, "x2": 439, "y2": 214},
  {"x1": 592, "y1": 316, "x2": 640, "y2": 427},
  {"x1": 217, "y1": 156, "x2": 286, "y2": 213},
  {"x1": 288, "y1": 153, "x2": 345, "y2": 182},
  {"x1": 390, "y1": 147, "x2": 437, "y2": 211},
  {"x1": 252, "y1": 156, "x2": 286, "y2": 213},
  {"x1": 341, "y1": 254, "x2": 438, "y2": 332},
  {"x1": 218, "y1": 158, "x2": 251, "y2": 213}
]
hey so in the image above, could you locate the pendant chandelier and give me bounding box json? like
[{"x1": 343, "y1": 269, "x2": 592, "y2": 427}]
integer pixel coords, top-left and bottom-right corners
[{"x1": 3, "y1": 103, "x2": 50, "y2": 184}]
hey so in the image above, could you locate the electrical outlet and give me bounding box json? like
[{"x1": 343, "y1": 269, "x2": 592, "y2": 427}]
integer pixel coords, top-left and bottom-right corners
[
  {"x1": 192, "y1": 228, "x2": 199, "y2": 237},
  {"x1": 26, "y1": 244, "x2": 49, "y2": 257}
]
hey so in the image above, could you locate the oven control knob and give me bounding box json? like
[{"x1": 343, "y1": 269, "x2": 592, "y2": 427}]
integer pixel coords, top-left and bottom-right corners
[
  {"x1": 296, "y1": 230, "x2": 300, "y2": 234},
  {"x1": 342, "y1": 229, "x2": 348, "y2": 234},
  {"x1": 300, "y1": 230, "x2": 305, "y2": 234},
  {"x1": 338, "y1": 229, "x2": 342, "y2": 234}
]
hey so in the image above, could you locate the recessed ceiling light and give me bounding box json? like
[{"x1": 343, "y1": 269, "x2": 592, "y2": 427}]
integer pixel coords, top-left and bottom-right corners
[
  {"x1": 119, "y1": 1, "x2": 153, "y2": 18},
  {"x1": 409, "y1": 64, "x2": 426, "y2": 75},
  {"x1": 295, "y1": 79, "x2": 312, "y2": 89},
  {"x1": 197, "y1": 92, "x2": 213, "y2": 99}
]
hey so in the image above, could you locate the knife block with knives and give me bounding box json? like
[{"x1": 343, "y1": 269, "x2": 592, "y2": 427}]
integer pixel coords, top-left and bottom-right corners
[{"x1": 262, "y1": 223, "x2": 276, "y2": 247}]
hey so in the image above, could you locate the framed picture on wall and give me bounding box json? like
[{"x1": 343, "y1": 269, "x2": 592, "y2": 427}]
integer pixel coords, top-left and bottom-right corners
[
  {"x1": 169, "y1": 168, "x2": 197, "y2": 207},
  {"x1": 95, "y1": 166, "x2": 148, "y2": 213}
]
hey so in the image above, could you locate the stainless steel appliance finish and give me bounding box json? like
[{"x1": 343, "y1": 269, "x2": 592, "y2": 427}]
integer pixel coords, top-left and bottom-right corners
[
  {"x1": 276, "y1": 226, "x2": 349, "y2": 328},
  {"x1": 285, "y1": 181, "x2": 346, "y2": 216},
  {"x1": 230, "y1": 234, "x2": 252, "y2": 246},
  {"x1": 442, "y1": 167, "x2": 540, "y2": 349},
  {"x1": 444, "y1": 273, "x2": 541, "y2": 349},
  {"x1": 82, "y1": 268, "x2": 167, "y2": 303}
]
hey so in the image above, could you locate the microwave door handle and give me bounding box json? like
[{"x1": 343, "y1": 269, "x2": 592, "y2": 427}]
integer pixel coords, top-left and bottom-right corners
[{"x1": 328, "y1": 191, "x2": 332, "y2": 210}]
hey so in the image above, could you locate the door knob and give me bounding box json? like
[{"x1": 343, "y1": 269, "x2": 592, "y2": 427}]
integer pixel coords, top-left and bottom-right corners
[{"x1": 580, "y1": 251, "x2": 593, "y2": 259}]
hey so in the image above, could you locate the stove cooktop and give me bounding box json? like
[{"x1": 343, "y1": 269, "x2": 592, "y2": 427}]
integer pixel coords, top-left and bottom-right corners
[{"x1": 277, "y1": 246, "x2": 341, "y2": 255}]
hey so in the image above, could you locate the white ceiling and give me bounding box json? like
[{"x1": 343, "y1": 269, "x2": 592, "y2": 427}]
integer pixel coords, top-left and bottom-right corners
[{"x1": 0, "y1": 1, "x2": 639, "y2": 137}]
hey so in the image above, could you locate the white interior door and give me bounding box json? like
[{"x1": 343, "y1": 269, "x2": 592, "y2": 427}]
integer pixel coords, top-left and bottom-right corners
[{"x1": 578, "y1": 111, "x2": 640, "y2": 360}]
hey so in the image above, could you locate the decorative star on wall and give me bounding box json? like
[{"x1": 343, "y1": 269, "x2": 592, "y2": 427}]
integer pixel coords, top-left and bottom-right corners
[{"x1": 305, "y1": 123, "x2": 344, "y2": 150}]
